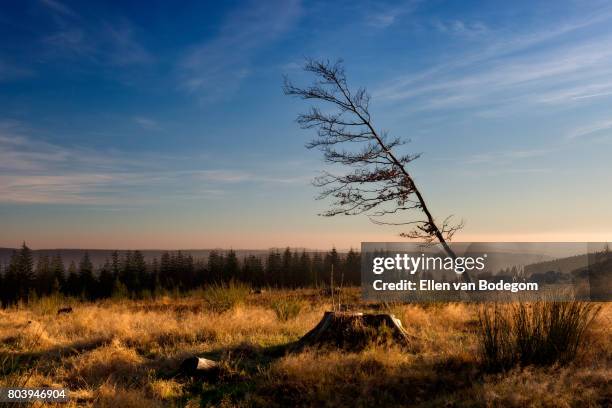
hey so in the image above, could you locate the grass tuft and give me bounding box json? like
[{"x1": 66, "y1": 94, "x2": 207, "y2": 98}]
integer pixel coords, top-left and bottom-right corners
[
  {"x1": 202, "y1": 280, "x2": 250, "y2": 313},
  {"x1": 478, "y1": 301, "x2": 601, "y2": 371},
  {"x1": 270, "y1": 297, "x2": 303, "y2": 321}
]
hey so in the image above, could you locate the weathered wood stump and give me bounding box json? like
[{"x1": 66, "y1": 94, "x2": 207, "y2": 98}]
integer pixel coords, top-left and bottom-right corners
[
  {"x1": 294, "y1": 311, "x2": 410, "y2": 351},
  {"x1": 57, "y1": 307, "x2": 73, "y2": 315},
  {"x1": 179, "y1": 356, "x2": 220, "y2": 378}
]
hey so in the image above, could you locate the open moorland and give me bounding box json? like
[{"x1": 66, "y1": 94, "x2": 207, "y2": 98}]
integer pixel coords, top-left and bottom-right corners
[{"x1": 1, "y1": 288, "x2": 610, "y2": 407}]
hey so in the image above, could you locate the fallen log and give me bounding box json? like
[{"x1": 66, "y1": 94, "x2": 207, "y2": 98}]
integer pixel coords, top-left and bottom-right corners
[
  {"x1": 294, "y1": 311, "x2": 410, "y2": 351},
  {"x1": 179, "y1": 356, "x2": 220, "y2": 378}
]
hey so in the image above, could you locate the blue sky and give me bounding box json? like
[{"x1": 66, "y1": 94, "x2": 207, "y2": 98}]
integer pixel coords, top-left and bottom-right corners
[{"x1": 1, "y1": 0, "x2": 611, "y2": 249}]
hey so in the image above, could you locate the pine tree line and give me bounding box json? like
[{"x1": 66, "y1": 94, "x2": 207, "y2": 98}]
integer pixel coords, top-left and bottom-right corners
[{"x1": 0, "y1": 243, "x2": 361, "y2": 306}]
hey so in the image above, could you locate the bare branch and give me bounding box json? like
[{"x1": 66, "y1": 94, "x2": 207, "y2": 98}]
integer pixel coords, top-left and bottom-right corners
[{"x1": 284, "y1": 58, "x2": 466, "y2": 279}]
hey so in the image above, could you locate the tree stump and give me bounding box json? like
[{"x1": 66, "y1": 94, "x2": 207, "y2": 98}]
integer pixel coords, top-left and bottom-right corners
[
  {"x1": 179, "y1": 356, "x2": 220, "y2": 378},
  {"x1": 294, "y1": 311, "x2": 410, "y2": 351},
  {"x1": 57, "y1": 307, "x2": 73, "y2": 315}
]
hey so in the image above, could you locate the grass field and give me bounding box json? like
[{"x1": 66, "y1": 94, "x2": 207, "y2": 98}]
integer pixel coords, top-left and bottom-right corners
[{"x1": 1, "y1": 288, "x2": 610, "y2": 407}]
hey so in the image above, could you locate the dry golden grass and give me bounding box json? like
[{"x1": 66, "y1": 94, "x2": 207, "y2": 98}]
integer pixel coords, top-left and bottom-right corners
[{"x1": 0, "y1": 289, "x2": 609, "y2": 407}]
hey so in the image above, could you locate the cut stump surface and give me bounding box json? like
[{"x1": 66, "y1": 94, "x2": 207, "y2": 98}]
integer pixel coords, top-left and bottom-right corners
[
  {"x1": 294, "y1": 311, "x2": 410, "y2": 351},
  {"x1": 179, "y1": 356, "x2": 220, "y2": 378}
]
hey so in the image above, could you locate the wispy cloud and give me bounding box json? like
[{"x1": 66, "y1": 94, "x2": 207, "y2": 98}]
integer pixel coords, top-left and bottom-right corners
[
  {"x1": 366, "y1": 2, "x2": 420, "y2": 28},
  {"x1": 133, "y1": 116, "x2": 161, "y2": 131},
  {"x1": 374, "y1": 7, "x2": 612, "y2": 114},
  {"x1": 178, "y1": 0, "x2": 301, "y2": 100},
  {"x1": 42, "y1": 22, "x2": 152, "y2": 66},
  {"x1": 0, "y1": 60, "x2": 34, "y2": 82},
  {"x1": 376, "y1": 37, "x2": 612, "y2": 110},
  {"x1": 461, "y1": 148, "x2": 555, "y2": 165},
  {"x1": 195, "y1": 169, "x2": 307, "y2": 184},
  {"x1": 535, "y1": 80, "x2": 612, "y2": 104},
  {"x1": 40, "y1": 0, "x2": 152, "y2": 67},
  {"x1": 39, "y1": 0, "x2": 78, "y2": 18},
  {"x1": 567, "y1": 119, "x2": 612, "y2": 140},
  {"x1": 0, "y1": 174, "x2": 115, "y2": 204},
  {"x1": 431, "y1": 19, "x2": 488, "y2": 36},
  {"x1": 365, "y1": 0, "x2": 421, "y2": 29},
  {"x1": 43, "y1": 28, "x2": 93, "y2": 57},
  {"x1": 102, "y1": 21, "x2": 153, "y2": 66},
  {"x1": 0, "y1": 123, "x2": 308, "y2": 204}
]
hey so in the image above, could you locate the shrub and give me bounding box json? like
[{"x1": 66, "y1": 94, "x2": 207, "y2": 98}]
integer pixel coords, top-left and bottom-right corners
[
  {"x1": 203, "y1": 280, "x2": 250, "y2": 313},
  {"x1": 478, "y1": 301, "x2": 601, "y2": 371},
  {"x1": 271, "y1": 297, "x2": 303, "y2": 321},
  {"x1": 513, "y1": 301, "x2": 601, "y2": 366}
]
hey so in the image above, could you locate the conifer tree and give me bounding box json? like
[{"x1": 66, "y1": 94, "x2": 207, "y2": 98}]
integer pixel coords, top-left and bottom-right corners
[
  {"x1": 207, "y1": 251, "x2": 224, "y2": 283},
  {"x1": 242, "y1": 255, "x2": 264, "y2": 287},
  {"x1": 133, "y1": 250, "x2": 147, "y2": 294},
  {"x1": 323, "y1": 247, "x2": 340, "y2": 284},
  {"x1": 291, "y1": 249, "x2": 301, "y2": 287},
  {"x1": 78, "y1": 252, "x2": 95, "y2": 299},
  {"x1": 121, "y1": 251, "x2": 139, "y2": 294},
  {"x1": 298, "y1": 250, "x2": 311, "y2": 287},
  {"x1": 111, "y1": 250, "x2": 121, "y2": 281},
  {"x1": 224, "y1": 250, "x2": 239, "y2": 283},
  {"x1": 66, "y1": 261, "x2": 79, "y2": 296},
  {"x1": 98, "y1": 259, "x2": 115, "y2": 298},
  {"x1": 160, "y1": 251, "x2": 173, "y2": 288},
  {"x1": 311, "y1": 252, "x2": 324, "y2": 287},
  {"x1": 35, "y1": 254, "x2": 52, "y2": 296},
  {"x1": 151, "y1": 257, "x2": 161, "y2": 294},
  {"x1": 281, "y1": 247, "x2": 292, "y2": 287},
  {"x1": 185, "y1": 254, "x2": 195, "y2": 287},
  {"x1": 16, "y1": 242, "x2": 35, "y2": 300},
  {"x1": 344, "y1": 248, "x2": 361, "y2": 285},
  {"x1": 50, "y1": 254, "x2": 66, "y2": 293},
  {"x1": 266, "y1": 250, "x2": 282, "y2": 287}
]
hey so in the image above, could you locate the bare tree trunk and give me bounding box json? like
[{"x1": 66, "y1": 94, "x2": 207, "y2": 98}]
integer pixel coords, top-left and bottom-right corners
[
  {"x1": 284, "y1": 59, "x2": 472, "y2": 283},
  {"x1": 332, "y1": 76, "x2": 470, "y2": 283}
]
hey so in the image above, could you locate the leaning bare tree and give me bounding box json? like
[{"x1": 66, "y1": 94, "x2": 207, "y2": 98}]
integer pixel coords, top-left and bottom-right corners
[{"x1": 284, "y1": 59, "x2": 468, "y2": 281}]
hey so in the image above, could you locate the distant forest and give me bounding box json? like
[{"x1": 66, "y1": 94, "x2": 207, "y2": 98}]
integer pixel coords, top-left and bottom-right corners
[{"x1": 0, "y1": 243, "x2": 360, "y2": 306}]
